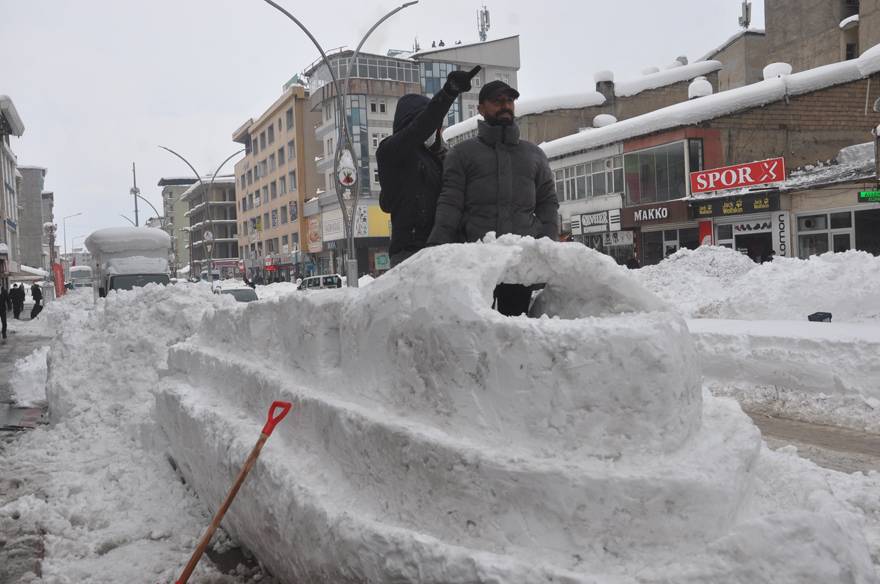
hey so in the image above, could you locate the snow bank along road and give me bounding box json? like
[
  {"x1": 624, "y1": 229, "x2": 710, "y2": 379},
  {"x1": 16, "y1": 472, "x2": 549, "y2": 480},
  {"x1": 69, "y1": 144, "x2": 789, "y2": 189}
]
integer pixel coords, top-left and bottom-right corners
[{"x1": 3, "y1": 240, "x2": 880, "y2": 583}]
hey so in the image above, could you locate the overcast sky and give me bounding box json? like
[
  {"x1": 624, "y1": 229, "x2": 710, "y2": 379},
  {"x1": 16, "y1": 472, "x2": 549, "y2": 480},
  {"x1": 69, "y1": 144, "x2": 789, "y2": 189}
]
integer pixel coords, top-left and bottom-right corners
[{"x1": 0, "y1": 0, "x2": 765, "y2": 243}]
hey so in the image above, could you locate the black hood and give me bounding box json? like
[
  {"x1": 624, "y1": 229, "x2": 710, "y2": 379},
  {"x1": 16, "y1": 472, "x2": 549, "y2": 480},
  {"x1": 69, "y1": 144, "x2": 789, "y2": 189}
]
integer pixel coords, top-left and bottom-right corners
[{"x1": 393, "y1": 94, "x2": 431, "y2": 133}]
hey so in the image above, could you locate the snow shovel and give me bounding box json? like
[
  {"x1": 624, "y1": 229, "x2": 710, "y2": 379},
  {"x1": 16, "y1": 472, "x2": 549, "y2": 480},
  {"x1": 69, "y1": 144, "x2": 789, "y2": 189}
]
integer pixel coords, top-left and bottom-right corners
[{"x1": 175, "y1": 400, "x2": 292, "y2": 584}]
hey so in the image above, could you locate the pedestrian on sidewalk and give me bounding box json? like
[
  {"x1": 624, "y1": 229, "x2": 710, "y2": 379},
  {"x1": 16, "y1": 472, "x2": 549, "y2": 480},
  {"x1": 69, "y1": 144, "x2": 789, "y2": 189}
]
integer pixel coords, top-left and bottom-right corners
[
  {"x1": 30, "y1": 282, "x2": 43, "y2": 319},
  {"x1": 377, "y1": 66, "x2": 481, "y2": 267},
  {"x1": 11, "y1": 283, "x2": 24, "y2": 319},
  {"x1": 0, "y1": 284, "x2": 9, "y2": 340},
  {"x1": 428, "y1": 80, "x2": 559, "y2": 316}
]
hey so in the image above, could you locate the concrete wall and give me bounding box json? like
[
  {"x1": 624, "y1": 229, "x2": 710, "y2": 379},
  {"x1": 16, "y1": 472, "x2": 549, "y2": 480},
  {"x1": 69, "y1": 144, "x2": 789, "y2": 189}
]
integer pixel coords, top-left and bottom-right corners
[
  {"x1": 861, "y1": 0, "x2": 880, "y2": 52},
  {"x1": 712, "y1": 32, "x2": 769, "y2": 91},
  {"x1": 17, "y1": 168, "x2": 45, "y2": 269},
  {"x1": 765, "y1": 0, "x2": 851, "y2": 71}
]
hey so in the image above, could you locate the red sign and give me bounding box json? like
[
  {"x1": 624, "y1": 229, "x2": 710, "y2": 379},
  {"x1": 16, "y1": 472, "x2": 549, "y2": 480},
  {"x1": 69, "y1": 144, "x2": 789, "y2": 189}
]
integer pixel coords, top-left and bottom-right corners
[
  {"x1": 690, "y1": 157, "x2": 785, "y2": 194},
  {"x1": 52, "y1": 263, "x2": 65, "y2": 298}
]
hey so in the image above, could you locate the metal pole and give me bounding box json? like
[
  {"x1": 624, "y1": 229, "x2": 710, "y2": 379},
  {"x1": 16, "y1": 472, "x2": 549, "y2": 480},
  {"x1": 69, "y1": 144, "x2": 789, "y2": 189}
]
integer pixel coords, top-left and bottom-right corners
[
  {"x1": 131, "y1": 162, "x2": 140, "y2": 227},
  {"x1": 62, "y1": 212, "x2": 83, "y2": 257}
]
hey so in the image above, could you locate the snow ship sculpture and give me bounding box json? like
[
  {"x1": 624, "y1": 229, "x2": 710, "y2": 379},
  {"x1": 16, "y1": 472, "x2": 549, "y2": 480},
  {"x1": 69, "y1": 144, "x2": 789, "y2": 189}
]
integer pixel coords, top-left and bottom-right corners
[{"x1": 157, "y1": 236, "x2": 875, "y2": 583}]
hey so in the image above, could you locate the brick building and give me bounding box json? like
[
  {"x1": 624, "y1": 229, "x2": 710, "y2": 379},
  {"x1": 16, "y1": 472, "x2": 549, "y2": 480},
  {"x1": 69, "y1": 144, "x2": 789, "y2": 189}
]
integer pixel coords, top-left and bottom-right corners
[{"x1": 542, "y1": 45, "x2": 880, "y2": 266}]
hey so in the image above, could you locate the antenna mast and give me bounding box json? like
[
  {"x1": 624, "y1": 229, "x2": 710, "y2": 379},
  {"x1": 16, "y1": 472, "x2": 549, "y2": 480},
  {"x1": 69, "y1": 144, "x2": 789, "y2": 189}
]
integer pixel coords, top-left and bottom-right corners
[
  {"x1": 477, "y1": 5, "x2": 490, "y2": 42},
  {"x1": 738, "y1": 0, "x2": 752, "y2": 29}
]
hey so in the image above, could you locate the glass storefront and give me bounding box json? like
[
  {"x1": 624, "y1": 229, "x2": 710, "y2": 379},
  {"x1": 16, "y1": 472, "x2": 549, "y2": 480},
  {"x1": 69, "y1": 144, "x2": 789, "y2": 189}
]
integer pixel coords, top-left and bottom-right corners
[
  {"x1": 624, "y1": 140, "x2": 703, "y2": 206},
  {"x1": 641, "y1": 227, "x2": 699, "y2": 265}
]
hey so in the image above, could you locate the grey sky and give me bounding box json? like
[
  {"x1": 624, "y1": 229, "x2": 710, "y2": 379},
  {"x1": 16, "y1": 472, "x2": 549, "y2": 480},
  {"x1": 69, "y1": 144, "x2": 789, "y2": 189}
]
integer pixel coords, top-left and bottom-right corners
[{"x1": 0, "y1": 0, "x2": 765, "y2": 241}]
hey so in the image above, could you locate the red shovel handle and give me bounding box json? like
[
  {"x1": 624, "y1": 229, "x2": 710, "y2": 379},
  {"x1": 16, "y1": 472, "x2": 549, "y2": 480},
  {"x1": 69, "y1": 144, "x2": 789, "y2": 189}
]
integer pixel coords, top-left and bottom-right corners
[{"x1": 261, "y1": 401, "x2": 292, "y2": 436}]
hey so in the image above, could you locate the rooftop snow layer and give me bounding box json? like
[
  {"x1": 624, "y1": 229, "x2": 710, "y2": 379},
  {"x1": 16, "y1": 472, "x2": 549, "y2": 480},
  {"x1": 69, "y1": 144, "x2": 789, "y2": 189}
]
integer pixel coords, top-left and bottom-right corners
[
  {"x1": 614, "y1": 60, "x2": 722, "y2": 97},
  {"x1": 84, "y1": 227, "x2": 171, "y2": 255},
  {"x1": 542, "y1": 44, "x2": 880, "y2": 160},
  {"x1": 178, "y1": 175, "x2": 236, "y2": 201},
  {"x1": 0, "y1": 94, "x2": 25, "y2": 136}
]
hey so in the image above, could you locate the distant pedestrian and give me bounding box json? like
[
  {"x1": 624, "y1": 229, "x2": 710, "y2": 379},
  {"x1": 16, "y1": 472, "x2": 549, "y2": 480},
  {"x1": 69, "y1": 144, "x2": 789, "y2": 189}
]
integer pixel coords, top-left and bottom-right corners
[
  {"x1": 30, "y1": 282, "x2": 43, "y2": 319},
  {"x1": 11, "y1": 284, "x2": 24, "y2": 319},
  {"x1": 625, "y1": 256, "x2": 641, "y2": 269},
  {"x1": 761, "y1": 250, "x2": 776, "y2": 263},
  {"x1": 0, "y1": 285, "x2": 9, "y2": 340}
]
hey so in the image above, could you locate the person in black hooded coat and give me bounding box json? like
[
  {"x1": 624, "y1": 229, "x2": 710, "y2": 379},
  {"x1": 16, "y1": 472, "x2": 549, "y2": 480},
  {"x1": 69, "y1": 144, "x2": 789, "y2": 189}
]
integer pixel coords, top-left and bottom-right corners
[{"x1": 377, "y1": 66, "x2": 481, "y2": 266}]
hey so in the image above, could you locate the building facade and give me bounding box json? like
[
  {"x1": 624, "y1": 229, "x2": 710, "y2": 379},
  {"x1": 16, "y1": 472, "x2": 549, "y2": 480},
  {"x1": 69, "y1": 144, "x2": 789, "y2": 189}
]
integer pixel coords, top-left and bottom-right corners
[
  {"x1": 41, "y1": 191, "x2": 55, "y2": 270},
  {"x1": 233, "y1": 83, "x2": 319, "y2": 282},
  {"x1": 0, "y1": 95, "x2": 25, "y2": 286},
  {"x1": 543, "y1": 50, "x2": 880, "y2": 266},
  {"x1": 17, "y1": 166, "x2": 48, "y2": 270},
  {"x1": 302, "y1": 37, "x2": 520, "y2": 277},
  {"x1": 158, "y1": 177, "x2": 197, "y2": 276},
  {"x1": 179, "y1": 177, "x2": 239, "y2": 278}
]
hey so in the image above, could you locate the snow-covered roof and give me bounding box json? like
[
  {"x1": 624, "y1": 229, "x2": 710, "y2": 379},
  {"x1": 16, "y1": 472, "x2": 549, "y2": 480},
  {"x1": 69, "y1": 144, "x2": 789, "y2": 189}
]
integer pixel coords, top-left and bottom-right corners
[
  {"x1": 0, "y1": 95, "x2": 25, "y2": 136},
  {"x1": 85, "y1": 227, "x2": 171, "y2": 255},
  {"x1": 411, "y1": 35, "x2": 519, "y2": 58},
  {"x1": 840, "y1": 14, "x2": 860, "y2": 30},
  {"x1": 21, "y1": 264, "x2": 48, "y2": 277},
  {"x1": 698, "y1": 28, "x2": 765, "y2": 62},
  {"x1": 443, "y1": 91, "x2": 607, "y2": 142},
  {"x1": 542, "y1": 43, "x2": 880, "y2": 160},
  {"x1": 178, "y1": 175, "x2": 236, "y2": 202},
  {"x1": 613, "y1": 60, "x2": 722, "y2": 97}
]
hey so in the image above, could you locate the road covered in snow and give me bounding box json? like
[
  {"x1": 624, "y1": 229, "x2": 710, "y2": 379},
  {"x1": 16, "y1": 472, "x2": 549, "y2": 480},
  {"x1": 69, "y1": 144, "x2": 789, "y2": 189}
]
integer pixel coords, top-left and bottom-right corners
[{"x1": 2, "y1": 238, "x2": 880, "y2": 583}]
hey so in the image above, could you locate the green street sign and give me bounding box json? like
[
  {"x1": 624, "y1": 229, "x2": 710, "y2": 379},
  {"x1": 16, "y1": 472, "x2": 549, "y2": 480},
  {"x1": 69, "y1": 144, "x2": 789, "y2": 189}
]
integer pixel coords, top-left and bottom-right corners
[{"x1": 859, "y1": 190, "x2": 880, "y2": 203}]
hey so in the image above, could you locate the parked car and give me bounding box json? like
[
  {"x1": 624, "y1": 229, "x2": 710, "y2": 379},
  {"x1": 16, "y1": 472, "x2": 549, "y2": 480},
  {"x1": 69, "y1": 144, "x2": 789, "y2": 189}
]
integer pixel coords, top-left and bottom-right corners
[
  {"x1": 214, "y1": 283, "x2": 259, "y2": 303},
  {"x1": 297, "y1": 274, "x2": 343, "y2": 291}
]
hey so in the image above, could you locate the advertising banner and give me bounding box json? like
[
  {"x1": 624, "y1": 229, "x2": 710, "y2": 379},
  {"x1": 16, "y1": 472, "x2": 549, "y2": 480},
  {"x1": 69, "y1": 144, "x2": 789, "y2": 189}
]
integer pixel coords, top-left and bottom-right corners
[
  {"x1": 690, "y1": 192, "x2": 779, "y2": 219},
  {"x1": 771, "y1": 211, "x2": 791, "y2": 257},
  {"x1": 690, "y1": 157, "x2": 786, "y2": 194},
  {"x1": 307, "y1": 215, "x2": 322, "y2": 253}
]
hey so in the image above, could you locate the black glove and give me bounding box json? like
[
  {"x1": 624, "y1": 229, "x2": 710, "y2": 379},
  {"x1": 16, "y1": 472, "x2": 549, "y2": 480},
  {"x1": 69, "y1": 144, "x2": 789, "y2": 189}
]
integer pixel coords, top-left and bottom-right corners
[{"x1": 444, "y1": 66, "x2": 482, "y2": 96}]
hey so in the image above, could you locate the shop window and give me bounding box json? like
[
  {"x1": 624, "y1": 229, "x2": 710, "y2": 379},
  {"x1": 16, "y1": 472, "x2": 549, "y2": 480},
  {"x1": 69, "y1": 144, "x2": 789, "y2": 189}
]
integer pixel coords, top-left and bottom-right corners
[
  {"x1": 855, "y1": 209, "x2": 880, "y2": 255},
  {"x1": 798, "y1": 214, "x2": 827, "y2": 231},
  {"x1": 716, "y1": 224, "x2": 733, "y2": 241},
  {"x1": 679, "y1": 228, "x2": 700, "y2": 250},
  {"x1": 641, "y1": 231, "x2": 664, "y2": 265},
  {"x1": 830, "y1": 212, "x2": 852, "y2": 229},
  {"x1": 833, "y1": 233, "x2": 851, "y2": 253},
  {"x1": 625, "y1": 142, "x2": 687, "y2": 206},
  {"x1": 799, "y1": 233, "x2": 829, "y2": 257},
  {"x1": 688, "y1": 139, "x2": 704, "y2": 176}
]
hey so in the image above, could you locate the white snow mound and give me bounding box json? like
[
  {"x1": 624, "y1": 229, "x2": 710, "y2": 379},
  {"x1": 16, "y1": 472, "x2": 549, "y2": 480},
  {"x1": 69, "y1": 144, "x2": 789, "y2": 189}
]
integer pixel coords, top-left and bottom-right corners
[{"x1": 155, "y1": 236, "x2": 879, "y2": 583}]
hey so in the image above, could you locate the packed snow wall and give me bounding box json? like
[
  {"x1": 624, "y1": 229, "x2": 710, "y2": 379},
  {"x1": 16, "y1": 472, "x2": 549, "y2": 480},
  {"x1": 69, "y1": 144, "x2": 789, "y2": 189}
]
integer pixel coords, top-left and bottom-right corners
[{"x1": 156, "y1": 236, "x2": 877, "y2": 583}]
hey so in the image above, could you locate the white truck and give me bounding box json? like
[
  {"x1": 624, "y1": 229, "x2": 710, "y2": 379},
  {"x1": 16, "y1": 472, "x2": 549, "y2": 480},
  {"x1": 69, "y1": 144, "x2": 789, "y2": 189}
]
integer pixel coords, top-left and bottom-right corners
[
  {"x1": 84, "y1": 227, "x2": 171, "y2": 297},
  {"x1": 67, "y1": 265, "x2": 93, "y2": 289}
]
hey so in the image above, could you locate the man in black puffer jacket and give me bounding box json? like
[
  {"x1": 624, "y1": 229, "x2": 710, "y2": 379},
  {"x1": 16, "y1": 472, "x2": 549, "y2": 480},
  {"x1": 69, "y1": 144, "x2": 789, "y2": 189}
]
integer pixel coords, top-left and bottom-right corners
[
  {"x1": 378, "y1": 66, "x2": 481, "y2": 266},
  {"x1": 428, "y1": 80, "x2": 559, "y2": 316}
]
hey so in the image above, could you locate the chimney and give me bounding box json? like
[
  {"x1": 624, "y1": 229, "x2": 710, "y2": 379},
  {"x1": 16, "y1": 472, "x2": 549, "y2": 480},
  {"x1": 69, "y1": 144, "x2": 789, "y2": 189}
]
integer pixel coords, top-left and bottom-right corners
[{"x1": 593, "y1": 70, "x2": 615, "y2": 108}]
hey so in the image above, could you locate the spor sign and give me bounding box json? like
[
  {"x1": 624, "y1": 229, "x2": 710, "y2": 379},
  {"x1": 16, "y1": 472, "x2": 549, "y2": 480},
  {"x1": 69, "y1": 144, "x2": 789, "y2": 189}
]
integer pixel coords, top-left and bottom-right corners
[{"x1": 690, "y1": 157, "x2": 786, "y2": 194}]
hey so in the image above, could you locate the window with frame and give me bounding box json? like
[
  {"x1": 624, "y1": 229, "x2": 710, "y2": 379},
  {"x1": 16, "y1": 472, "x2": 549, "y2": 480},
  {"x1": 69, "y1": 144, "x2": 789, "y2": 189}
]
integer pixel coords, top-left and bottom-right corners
[
  {"x1": 285, "y1": 108, "x2": 294, "y2": 129},
  {"x1": 288, "y1": 140, "x2": 295, "y2": 160},
  {"x1": 277, "y1": 147, "x2": 284, "y2": 165},
  {"x1": 269, "y1": 154, "x2": 276, "y2": 172},
  {"x1": 262, "y1": 186, "x2": 268, "y2": 202},
  {"x1": 370, "y1": 101, "x2": 377, "y2": 113},
  {"x1": 288, "y1": 171, "x2": 297, "y2": 191},
  {"x1": 260, "y1": 131, "x2": 266, "y2": 150},
  {"x1": 797, "y1": 211, "x2": 854, "y2": 258},
  {"x1": 373, "y1": 168, "x2": 380, "y2": 183},
  {"x1": 240, "y1": 197, "x2": 247, "y2": 212},
  {"x1": 270, "y1": 181, "x2": 277, "y2": 199},
  {"x1": 240, "y1": 174, "x2": 246, "y2": 189},
  {"x1": 248, "y1": 193, "x2": 254, "y2": 209},
  {"x1": 624, "y1": 142, "x2": 689, "y2": 206},
  {"x1": 279, "y1": 176, "x2": 286, "y2": 194},
  {"x1": 255, "y1": 191, "x2": 261, "y2": 207},
  {"x1": 553, "y1": 156, "x2": 623, "y2": 202},
  {"x1": 268, "y1": 125, "x2": 275, "y2": 144},
  {"x1": 271, "y1": 209, "x2": 279, "y2": 228},
  {"x1": 280, "y1": 204, "x2": 288, "y2": 224},
  {"x1": 263, "y1": 212, "x2": 269, "y2": 229},
  {"x1": 379, "y1": 101, "x2": 387, "y2": 113}
]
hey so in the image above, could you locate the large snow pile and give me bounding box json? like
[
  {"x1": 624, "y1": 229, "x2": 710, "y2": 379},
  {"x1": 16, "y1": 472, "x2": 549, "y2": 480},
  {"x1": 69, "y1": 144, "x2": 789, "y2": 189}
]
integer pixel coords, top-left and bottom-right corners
[
  {"x1": 154, "y1": 236, "x2": 880, "y2": 583},
  {"x1": 0, "y1": 284, "x2": 270, "y2": 583},
  {"x1": 638, "y1": 247, "x2": 880, "y2": 322}
]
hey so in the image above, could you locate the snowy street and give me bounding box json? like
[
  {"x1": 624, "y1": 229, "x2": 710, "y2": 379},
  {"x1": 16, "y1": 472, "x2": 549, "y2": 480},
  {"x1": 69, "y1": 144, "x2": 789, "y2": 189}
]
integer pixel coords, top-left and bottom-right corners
[{"x1": 1, "y1": 241, "x2": 880, "y2": 583}]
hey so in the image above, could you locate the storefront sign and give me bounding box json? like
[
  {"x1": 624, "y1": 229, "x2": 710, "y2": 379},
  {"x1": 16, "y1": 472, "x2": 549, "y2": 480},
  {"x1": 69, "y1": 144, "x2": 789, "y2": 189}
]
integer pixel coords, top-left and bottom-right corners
[
  {"x1": 690, "y1": 192, "x2": 779, "y2": 218},
  {"x1": 622, "y1": 199, "x2": 689, "y2": 228},
  {"x1": 603, "y1": 231, "x2": 633, "y2": 246},
  {"x1": 307, "y1": 216, "x2": 322, "y2": 253},
  {"x1": 690, "y1": 157, "x2": 786, "y2": 194},
  {"x1": 322, "y1": 208, "x2": 345, "y2": 242},
  {"x1": 771, "y1": 211, "x2": 790, "y2": 257},
  {"x1": 858, "y1": 190, "x2": 880, "y2": 203},
  {"x1": 581, "y1": 211, "x2": 609, "y2": 234}
]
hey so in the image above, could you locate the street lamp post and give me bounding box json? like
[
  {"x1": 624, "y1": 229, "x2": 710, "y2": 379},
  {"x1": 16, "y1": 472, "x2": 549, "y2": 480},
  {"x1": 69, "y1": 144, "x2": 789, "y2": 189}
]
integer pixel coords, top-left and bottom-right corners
[
  {"x1": 158, "y1": 146, "x2": 244, "y2": 283},
  {"x1": 204, "y1": 230, "x2": 214, "y2": 290},
  {"x1": 62, "y1": 212, "x2": 82, "y2": 256},
  {"x1": 260, "y1": 0, "x2": 419, "y2": 287}
]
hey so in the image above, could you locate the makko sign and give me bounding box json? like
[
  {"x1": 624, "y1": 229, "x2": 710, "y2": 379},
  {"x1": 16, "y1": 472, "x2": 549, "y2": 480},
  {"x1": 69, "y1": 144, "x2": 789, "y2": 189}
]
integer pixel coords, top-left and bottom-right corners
[
  {"x1": 622, "y1": 199, "x2": 689, "y2": 229},
  {"x1": 690, "y1": 157, "x2": 786, "y2": 194}
]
